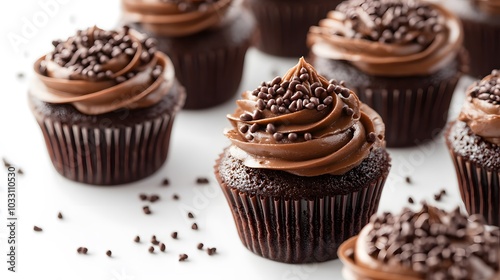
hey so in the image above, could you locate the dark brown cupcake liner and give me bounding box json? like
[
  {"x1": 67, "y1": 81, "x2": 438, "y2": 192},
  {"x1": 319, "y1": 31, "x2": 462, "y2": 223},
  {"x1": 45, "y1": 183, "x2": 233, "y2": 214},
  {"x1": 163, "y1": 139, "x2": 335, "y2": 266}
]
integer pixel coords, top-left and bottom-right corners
[
  {"x1": 214, "y1": 157, "x2": 388, "y2": 263},
  {"x1": 355, "y1": 74, "x2": 460, "y2": 147},
  {"x1": 165, "y1": 41, "x2": 249, "y2": 109},
  {"x1": 447, "y1": 150, "x2": 500, "y2": 227},
  {"x1": 247, "y1": 0, "x2": 342, "y2": 57},
  {"x1": 35, "y1": 113, "x2": 176, "y2": 185}
]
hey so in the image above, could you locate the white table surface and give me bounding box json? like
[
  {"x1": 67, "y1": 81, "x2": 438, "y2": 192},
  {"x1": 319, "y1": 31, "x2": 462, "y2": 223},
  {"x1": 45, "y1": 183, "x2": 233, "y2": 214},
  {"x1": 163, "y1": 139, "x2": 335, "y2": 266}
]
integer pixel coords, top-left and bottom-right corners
[{"x1": 0, "y1": 1, "x2": 477, "y2": 279}]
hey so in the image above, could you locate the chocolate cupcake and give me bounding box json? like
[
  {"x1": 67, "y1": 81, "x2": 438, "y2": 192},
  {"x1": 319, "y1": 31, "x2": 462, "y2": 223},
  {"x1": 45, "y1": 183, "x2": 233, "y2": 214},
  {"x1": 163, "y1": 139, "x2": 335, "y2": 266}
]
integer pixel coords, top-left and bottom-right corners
[
  {"x1": 29, "y1": 26, "x2": 185, "y2": 185},
  {"x1": 443, "y1": 0, "x2": 500, "y2": 78},
  {"x1": 308, "y1": 0, "x2": 466, "y2": 147},
  {"x1": 246, "y1": 0, "x2": 343, "y2": 57},
  {"x1": 338, "y1": 203, "x2": 500, "y2": 280},
  {"x1": 445, "y1": 70, "x2": 500, "y2": 227},
  {"x1": 214, "y1": 58, "x2": 391, "y2": 263},
  {"x1": 121, "y1": 0, "x2": 255, "y2": 109}
]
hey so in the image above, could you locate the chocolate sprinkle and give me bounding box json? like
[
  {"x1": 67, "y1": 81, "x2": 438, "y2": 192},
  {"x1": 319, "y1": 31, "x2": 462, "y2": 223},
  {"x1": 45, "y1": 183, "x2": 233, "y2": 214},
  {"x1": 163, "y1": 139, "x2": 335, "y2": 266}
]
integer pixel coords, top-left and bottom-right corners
[
  {"x1": 179, "y1": 254, "x2": 188, "y2": 262},
  {"x1": 196, "y1": 177, "x2": 209, "y2": 184},
  {"x1": 191, "y1": 223, "x2": 198, "y2": 230},
  {"x1": 106, "y1": 250, "x2": 112, "y2": 257},
  {"x1": 33, "y1": 226, "x2": 43, "y2": 232},
  {"x1": 188, "y1": 212, "x2": 195, "y2": 219},
  {"x1": 143, "y1": 206, "x2": 152, "y2": 215},
  {"x1": 197, "y1": 243, "x2": 204, "y2": 250},
  {"x1": 148, "y1": 246, "x2": 155, "y2": 253},
  {"x1": 57, "y1": 212, "x2": 63, "y2": 219},
  {"x1": 134, "y1": 235, "x2": 141, "y2": 243},
  {"x1": 172, "y1": 194, "x2": 180, "y2": 200},
  {"x1": 171, "y1": 232, "x2": 178, "y2": 239},
  {"x1": 405, "y1": 176, "x2": 412, "y2": 184},
  {"x1": 139, "y1": 193, "x2": 148, "y2": 201},
  {"x1": 160, "y1": 243, "x2": 166, "y2": 252},
  {"x1": 149, "y1": 194, "x2": 160, "y2": 203},
  {"x1": 207, "y1": 248, "x2": 217, "y2": 256},
  {"x1": 162, "y1": 178, "x2": 170, "y2": 186},
  {"x1": 408, "y1": 197, "x2": 414, "y2": 204}
]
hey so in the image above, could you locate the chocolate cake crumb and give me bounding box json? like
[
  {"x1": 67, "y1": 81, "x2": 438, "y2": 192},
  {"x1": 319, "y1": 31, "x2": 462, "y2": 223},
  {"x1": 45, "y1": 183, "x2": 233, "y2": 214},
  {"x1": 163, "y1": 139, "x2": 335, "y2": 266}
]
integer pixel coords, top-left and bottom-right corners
[
  {"x1": 197, "y1": 243, "x2": 204, "y2": 250},
  {"x1": 143, "y1": 206, "x2": 152, "y2": 215},
  {"x1": 148, "y1": 246, "x2": 155, "y2": 253},
  {"x1": 33, "y1": 226, "x2": 43, "y2": 232},
  {"x1": 207, "y1": 248, "x2": 217, "y2": 256},
  {"x1": 162, "y1": 178, "x2": 170, "y2": 186},
  {"x1": 139, "y1": 193, "x2": 148, "y2": 201},
  {"x1": 191, "y1": 223, "x2": 198, "y2": 230},
  {"x1": 171, "y1": 232, "x2": 178, "y2": 239},
  {"x1": 188, "y1": 212, "x2": 194, "y2": 219},
  {"x1": 57, "y1": 212, "x2": 63, "y2": 219},
  {"x1": 106, "y1": 250, "x2": 112, "y2": 257},
  {"x1": 160, "y1": 243, "x2": 166, "y2": 252},
  {"x1": 179, "y1": 254, "x2": 188, "y2": 261},
  {"x1": 408, "y1": 197, "x2": 414, "y2": 204},
  {"x1": 134, "y1": 235, "x2": 140, "y2": 243},
  {"x1": 196, "y1": 177, "x2": 209, "y2": 184}
]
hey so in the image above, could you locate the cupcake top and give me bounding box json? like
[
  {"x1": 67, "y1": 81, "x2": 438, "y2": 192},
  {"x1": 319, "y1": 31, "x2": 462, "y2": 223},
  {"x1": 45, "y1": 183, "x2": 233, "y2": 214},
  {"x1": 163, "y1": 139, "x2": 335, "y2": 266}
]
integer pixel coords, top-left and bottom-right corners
[
  {"x1": 122, "y1": 0, "x2": 232, "y2": 36},
  {"x1": 459, "y1": 70, "x2": 500, "y2": 146},
  {"x1": 30, "y1": 26, "x2": 177, "y2": 115},
  {"x1": 308, "y1": 0, "x2": 463, "y2": 76},
  {"x1": 474, "y1": 0, "x2": 500, "y2": 14},
  {"x1": 225, "y1": 58, "x2": 385, "y2": 177},
  {"x1": 343, "y1": 203, "x2": 500, "y2": 279}
]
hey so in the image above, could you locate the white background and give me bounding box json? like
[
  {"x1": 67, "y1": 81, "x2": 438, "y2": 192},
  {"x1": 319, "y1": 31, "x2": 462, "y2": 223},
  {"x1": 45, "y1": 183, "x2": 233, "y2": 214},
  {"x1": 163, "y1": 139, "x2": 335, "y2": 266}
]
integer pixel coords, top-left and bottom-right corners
[{"x1": 0, "y1": 0, "x2": 476, "y2": 279}]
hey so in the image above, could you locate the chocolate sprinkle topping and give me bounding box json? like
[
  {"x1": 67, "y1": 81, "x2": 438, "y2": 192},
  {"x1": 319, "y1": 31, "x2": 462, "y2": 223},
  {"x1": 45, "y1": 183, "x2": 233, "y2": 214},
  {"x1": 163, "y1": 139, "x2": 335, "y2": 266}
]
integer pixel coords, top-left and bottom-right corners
[
  {"x1": 242, "y1": 71, "x2": 356, "y2": 143},
  {"x1": 142, "y1": 206, "x2": 152, "y2": 215},
  {"x1": 207, "y1": 247, "x2": 217, "y2": 256},
  {"x1": 365, "y1": 203, "x2": 499, "y2": 278},
  {"x1": 57, "y1": 212, "x2": 63, "y2": 219},
  {"x1": 196, "y1": 177, "x2": 209, "y2": 184},
  {"x1": 191, "y1": 223, "x2": 198, "y2": 230},
  {"x1": 134, "y1": 235, "x2": 141, "y2": 243},
  {"x1": 336, "y1": 0, "x2": 445, "y2": 46},
  {"x1": 46, "y1": 26, "x2": 157, "y2": 83},
  {"x1": 106, "y1": 250, "x2": 112, "y2": 257},
  {"x1": 470, "y1": 70, "x2": 500, "y2": 105},
  {"x1": 160, "y1": 243, "x2": 166, "y2": 252},
  {"x1": 162, "y1": 178, "x2": 170, "y2": 186},
  {"x1": 197, "y1": 243, "x2": 204, "y2": 250},
  {"x1": 33, "y1": 226, "x2": 43, "y2": 232},
  {"x1": 171, "y1": 232, "x2": 178, "y2": 239},
  {"x1": 148, "y1": 246, "x2": 155, "y2": 253}
]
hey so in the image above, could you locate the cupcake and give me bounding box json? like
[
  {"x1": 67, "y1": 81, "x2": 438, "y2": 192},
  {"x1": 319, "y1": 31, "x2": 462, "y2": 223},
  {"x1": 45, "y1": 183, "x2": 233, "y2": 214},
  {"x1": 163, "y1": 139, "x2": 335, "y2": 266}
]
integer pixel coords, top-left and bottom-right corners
[
  {"x1": 445, "y1": 70, "x2": 500, "y2": 227},
  {"x1": 214, "y1": 58, "x2": 391, "y2": 263},
  {"x1": 246, "y1": 0, "x2": 343, "y2": 57},
  {"x1": 121, "y1": 0, "x2": 255, "y2": 109},
  {"x1": 29, "y1": 26, "x2": 185, "y2": 185},
  {"x1": 308, "y1": 0, "x2": 466, "y2": 147},
  {"x1": 338, "y1": 203, "x2": 500, "y2": 280},
  {"x1": 443, "y1": 0, "x2": 500, "y2": 78}
]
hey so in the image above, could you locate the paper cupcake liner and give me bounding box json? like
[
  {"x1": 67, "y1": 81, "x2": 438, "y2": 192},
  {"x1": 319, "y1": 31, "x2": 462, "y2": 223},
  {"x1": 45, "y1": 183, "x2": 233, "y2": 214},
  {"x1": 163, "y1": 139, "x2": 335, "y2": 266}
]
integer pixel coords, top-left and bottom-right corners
[
  {"x1": 165, "y1": 41, "x2": 249, "y2": 109},
  {"x1": 355, "y1": 74, "x2": 460, "y2": 147},
  {"x1": 459, "y1": 11, "x2": 500, "y2": 78},
  {"x1": 247, "y1": 0, "x2": 341, "y2": 57},
  {"x1": 36, "y1": 113, "x2": 175, "y2": 185},
  {"x1": 215, "y1": 158, "x2": 387, "y2": 263},
  {"x1": 448, "y1": 150, "x2": 500, "y2": 227}
]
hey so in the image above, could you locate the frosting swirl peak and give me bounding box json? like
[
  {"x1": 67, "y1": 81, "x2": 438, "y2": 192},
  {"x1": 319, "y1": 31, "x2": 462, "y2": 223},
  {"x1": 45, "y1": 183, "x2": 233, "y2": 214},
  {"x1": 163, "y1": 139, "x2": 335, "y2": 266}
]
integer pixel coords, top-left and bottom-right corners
[
  {"x1": 308, "y1": 0, "x2": 463, "y2": 76},
  {"x1": 122, "y1": 0, "x2": 232, "y2": 37},
  {"x1": 459, "y1": 70, "x2": 500, "y2": 145},
  {"x1": 30, "y1": 26, "x2": 176, "y2": 115},
  {"x1": 225, "y1": 58, "x2": 385, "y2": 176}
]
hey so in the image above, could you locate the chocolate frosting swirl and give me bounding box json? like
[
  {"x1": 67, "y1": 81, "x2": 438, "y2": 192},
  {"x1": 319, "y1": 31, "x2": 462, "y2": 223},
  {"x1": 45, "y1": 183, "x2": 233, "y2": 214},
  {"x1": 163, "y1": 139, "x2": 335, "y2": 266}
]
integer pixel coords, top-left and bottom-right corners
[
  {"x1": 353, "y1": 204, "x2": 500, "y2": 279},
  {"x1": 459, "y1": 70, "x2": 500, "y2": 145},
  {"x1": 30, "y1": 26, "x2": 176, "y2": 115},
  {"x1": 122, "y1": 0, "x2": 232, "y2": 37},
  {"x1": 308, "y1": 0, "x2": 463, "y2": 76},
  {"x1": 225, "y1": 58, "x2": 385, "y2": 177},
  {"x1": 474, "y1": 0, "x2": 500, "y2": 14}
]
